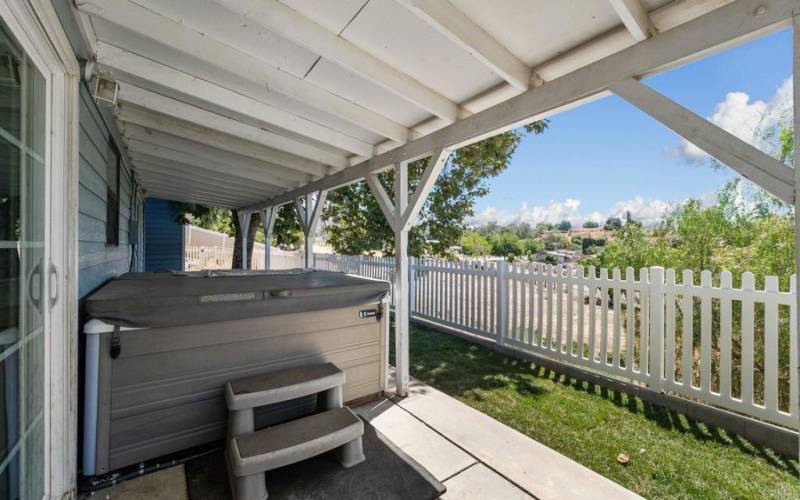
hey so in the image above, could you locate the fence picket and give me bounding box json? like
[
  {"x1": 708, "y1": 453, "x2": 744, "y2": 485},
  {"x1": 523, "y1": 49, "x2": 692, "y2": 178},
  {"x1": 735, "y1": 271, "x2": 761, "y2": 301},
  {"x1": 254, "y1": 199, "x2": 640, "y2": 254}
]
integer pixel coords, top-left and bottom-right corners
[
  {"x1": 700, "y1": 270, "x2": 712, "y2": 393},
  {"x1": 764, "y1": 276, "x2": 779, "y2": 412},
  {"x1": 741, "y1": 272, "x2": 755, "y2": 406},
  {"x1": 720, "y1": 271, "x2": 732, "y2": 400},
  {"x1": 612, "y1": 268, "x2": 622, "y2": 368},
  {"x1": 577, "y1": 266, "x2": 585, "y2": 359},
  {"x1": 681, "y1": 270, "x2": 694, "y2": 388}
]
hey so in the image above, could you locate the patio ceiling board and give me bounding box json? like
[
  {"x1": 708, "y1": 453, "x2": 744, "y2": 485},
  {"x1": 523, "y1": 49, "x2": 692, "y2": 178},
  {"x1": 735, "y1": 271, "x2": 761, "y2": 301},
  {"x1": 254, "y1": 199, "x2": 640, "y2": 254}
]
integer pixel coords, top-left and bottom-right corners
[
  {"x1": 76, "y1": 0, "x2": 411, "y2": 145},
  {"x1": 244, "y1": 0, "x2": 795, "y2": 212},
  {"x1": 123, "y1": 139, "x2": 297, "y2": 190},
  {"x1": 120, "y1": 124, "x2": 311, "y2": 186},
  {"x1": 115, "y1": 83, "x2": 349, "y2": 170},
  {"x1": 134, "y1": 169, "x2": 273, "y2": 200},
  {"x1": 216, "y1": 0, "x2": 461, "y2": 123},
  {"x1": 116, "y1": 104, "x2": 329, "y2": 178},
  {"x1": 140, "y1": 182, "x2": 253, "y2": 206},
  {"x1": 395, "y1": 0, "x2": 534, "y2": 90},
  {"x1": 132, "y1": 158, "x2": 283, "y2": 196},
  {"x1": 93, "y1": 41, "x2": 377, "y2": 158}
]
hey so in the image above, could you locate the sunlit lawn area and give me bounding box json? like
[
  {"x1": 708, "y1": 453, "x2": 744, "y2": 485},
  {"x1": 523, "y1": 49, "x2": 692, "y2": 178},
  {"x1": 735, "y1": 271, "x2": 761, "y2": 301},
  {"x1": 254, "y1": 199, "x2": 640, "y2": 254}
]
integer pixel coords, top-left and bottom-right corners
[{"x1": 392, "y1": 321, "x2": 800, "y2": 499}]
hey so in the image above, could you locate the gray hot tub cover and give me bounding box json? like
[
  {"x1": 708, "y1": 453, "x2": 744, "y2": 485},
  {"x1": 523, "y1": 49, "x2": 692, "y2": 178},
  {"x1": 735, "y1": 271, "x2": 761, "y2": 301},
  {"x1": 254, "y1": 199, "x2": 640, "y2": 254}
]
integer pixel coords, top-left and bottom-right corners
[{"x1": 84, "y1": 269, "x2": 390, "y2": 329}]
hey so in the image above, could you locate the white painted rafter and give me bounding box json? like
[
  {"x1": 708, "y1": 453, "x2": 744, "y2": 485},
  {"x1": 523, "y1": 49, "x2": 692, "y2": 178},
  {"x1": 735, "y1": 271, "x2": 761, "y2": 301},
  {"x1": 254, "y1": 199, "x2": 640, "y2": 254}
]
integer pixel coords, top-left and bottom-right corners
[
  {"x1": 116, "y1": 104, "x2": 329, "y2": 178},
  {"x1": 93, "y1": 41, "x2": 376, "y2": 158},
  {"x1": 121, "y1": 124, "x2": 310, "y2": 186},
  {"x1": 216, "y1": 0, "x2": 460, "y2": 123},
  {"x1": 610, "y1": 78, "x2": 794, "y2": 203},
  {"x1": 125, "y1": 138, "x2": 293, "y2": 189},
  {"x1": 396, "y1": 0, "x2": 534, "y2": 90},
  {"x1": 116, "y1": 83, "x2": 348, "y2": 170},
  {"x1": 609, "y1": 0, "x2": 656, "y2": 41},
  {"x1": 133, "y1": 160, "x2": 281, "y2": 196},
  {"x1": 75, "y1": 0, "x2": 410, "y2": 144}
]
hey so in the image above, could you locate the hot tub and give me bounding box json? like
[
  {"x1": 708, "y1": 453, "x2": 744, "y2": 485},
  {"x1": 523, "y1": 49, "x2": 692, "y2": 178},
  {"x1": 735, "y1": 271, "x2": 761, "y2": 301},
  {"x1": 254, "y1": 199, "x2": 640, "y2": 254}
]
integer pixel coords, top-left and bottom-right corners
[{"x1": 81, "y1": 269, "x2": 389, "y2": 476}]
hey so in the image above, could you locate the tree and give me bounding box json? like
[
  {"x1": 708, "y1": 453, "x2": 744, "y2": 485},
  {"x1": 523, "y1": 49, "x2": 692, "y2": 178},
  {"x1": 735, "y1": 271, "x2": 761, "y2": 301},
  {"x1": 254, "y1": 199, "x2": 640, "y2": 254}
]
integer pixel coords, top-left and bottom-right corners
[
  {"x1": 323, "y1": 121, "x2": 549, "y2": 257},
  {"x1": 604, "y1": 216, "x2": 623, "y2": 231},
  {"x1": 489, "y1": 231, "x2": 520, "y2": 257},
  {"x1": 583, "y1": 220, "x2": 599, "y2": 228},
  {"x1": 557, "y1": 220, "x2": 572, "y2": 232},
  {"x1": 516, "y1": 238, "x2": 544, "y2": 257},
  {"x1": 461, "y1": 231, "x2": 491, "y2": 256}
]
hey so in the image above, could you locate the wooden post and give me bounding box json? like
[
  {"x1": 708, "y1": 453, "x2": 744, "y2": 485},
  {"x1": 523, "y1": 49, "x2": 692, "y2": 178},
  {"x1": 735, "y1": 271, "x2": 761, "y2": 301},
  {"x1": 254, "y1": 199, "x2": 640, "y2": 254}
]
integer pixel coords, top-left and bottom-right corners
[
  {"x1": 237, "y1": 211, "x2": 252, "y2": 270},
  {"x1": 260, "y1": 206, "x2": 276, "y2": 271},
  {"x1": 792, "y1": 14, "x2": 800, "y2": 469},
  {"x1": 394, "y1": 161, "x2": 410, "y2": 397}
]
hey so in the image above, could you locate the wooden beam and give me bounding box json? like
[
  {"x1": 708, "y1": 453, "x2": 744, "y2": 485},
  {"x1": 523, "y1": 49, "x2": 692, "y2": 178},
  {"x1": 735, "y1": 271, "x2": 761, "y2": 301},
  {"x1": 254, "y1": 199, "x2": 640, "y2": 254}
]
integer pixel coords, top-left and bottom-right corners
[
  {"x1": 218, "y1": 0, "x2": 460, "y2": 122},
  {"x1": 116, "y1": 83, "x2": 348, "y2": 170},
  {"x1": 94, "y1": 41, "x2": 376, "y2": 158},
  {"x1": 122, "y1": 124, "x2": 309, "y2": 186},
  {"x1": 401, "y1": 149, "x2": 450, "y2": 230},
  {"x1": 76, "y1": 0, "x2": 409, "y2": 144},
  {"x1": 610, "y1": 78, "x2": 794, "y2": 203},
  {"x1": 609, "y1": 0, "x2": 656, "y2": 41},
  {"x1": 116, "y1": 102, "x2": 330, "y2": 178},
  {"x1": 260, "y1": 206, "x2": 277, "y2": 270},
  {"x1": 791, "y1": 13, "x2": 800, "y2": 466},
  {"x1": 365, "y1": 173, "x2": 397, "y2": 232},
  {"x1": 144, "y1": 190, "x2": 239, "y2": 208},
  {"x1": 243, "y1": 0, "x2": 793, "y2": 211},
  {"x1": 397, "y1": 0, "x2": 533, "y2": 90}
]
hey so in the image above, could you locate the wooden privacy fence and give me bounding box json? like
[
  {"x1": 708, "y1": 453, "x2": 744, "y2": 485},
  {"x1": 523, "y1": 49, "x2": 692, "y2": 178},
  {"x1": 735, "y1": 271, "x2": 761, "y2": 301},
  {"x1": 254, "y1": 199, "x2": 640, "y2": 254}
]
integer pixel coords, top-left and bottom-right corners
[
  {"x1": 314, "y1": 253, "x2": 798, "y2": 429},
  {"x1": 185, "y1": 245, "x2": 303, "y2": 271}
]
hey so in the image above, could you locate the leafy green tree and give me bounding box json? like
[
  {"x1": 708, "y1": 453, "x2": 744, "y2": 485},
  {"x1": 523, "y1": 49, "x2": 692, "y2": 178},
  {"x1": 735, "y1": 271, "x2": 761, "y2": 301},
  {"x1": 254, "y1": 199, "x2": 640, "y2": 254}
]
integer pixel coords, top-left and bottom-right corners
[
  {"x1": 557, "y1": 220, "x2": 572, "y2": 232},
  {"x1": 323, "y1": 122, "x2": 548, "y2": 257},
  {"x1": 604, "y1": 217, "x2": 623, "y2": 231},
  {"x1": 489, "y1": 231, "x2": 520, "y2": 257},
  {"x1": 461, "y1": 231, "x2": 491, "y2": 256},
  {"x1": 583, "y1": 220, "x2": 599, "y2": 228},
  {"x1": 516, "y1": 238, "x2": 544, "y2": 257}
]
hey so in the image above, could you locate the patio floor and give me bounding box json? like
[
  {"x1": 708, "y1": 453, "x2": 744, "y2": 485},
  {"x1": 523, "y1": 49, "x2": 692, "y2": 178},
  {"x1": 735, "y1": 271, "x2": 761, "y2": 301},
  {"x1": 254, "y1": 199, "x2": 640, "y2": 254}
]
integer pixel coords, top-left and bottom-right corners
[{"x1": 91, "y1": 371, "x2": 638, "y2": 499}]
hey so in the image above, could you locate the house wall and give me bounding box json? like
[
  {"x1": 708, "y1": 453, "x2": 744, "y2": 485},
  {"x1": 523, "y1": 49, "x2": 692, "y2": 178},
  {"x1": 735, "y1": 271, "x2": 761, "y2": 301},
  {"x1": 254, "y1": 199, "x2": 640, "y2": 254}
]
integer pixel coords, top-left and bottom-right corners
[
  {"x1": 78, "y1": 84, "x2": 143, "y2": 298},
  {"x1": 144, "y1": 198, "x2": 184, "y2": 272}
]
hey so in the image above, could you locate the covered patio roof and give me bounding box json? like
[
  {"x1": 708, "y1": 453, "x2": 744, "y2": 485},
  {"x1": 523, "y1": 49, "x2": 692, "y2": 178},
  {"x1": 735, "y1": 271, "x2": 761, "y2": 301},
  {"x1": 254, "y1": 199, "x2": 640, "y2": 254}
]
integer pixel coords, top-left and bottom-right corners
[{"x1": 69, "y1": 0, "x2": 781, "y2": 209}]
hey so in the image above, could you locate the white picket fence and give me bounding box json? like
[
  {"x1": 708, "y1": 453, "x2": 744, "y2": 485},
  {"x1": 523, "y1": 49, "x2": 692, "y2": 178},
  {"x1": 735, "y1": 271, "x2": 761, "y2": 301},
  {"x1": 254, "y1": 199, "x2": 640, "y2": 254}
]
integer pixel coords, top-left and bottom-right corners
[{"x1": 314, "y1": 253, "x2": 798, "y2": 429}]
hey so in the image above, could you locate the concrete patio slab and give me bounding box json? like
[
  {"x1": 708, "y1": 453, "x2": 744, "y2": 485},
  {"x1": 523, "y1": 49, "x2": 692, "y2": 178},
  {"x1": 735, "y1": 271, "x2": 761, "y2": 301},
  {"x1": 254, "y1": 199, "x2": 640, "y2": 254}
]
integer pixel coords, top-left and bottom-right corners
[
  {"x1": 354, "y1": 398, "x2": 477, "y2": 482},
  {"x1": 442, "y1": 464, "x2": 533, "y2": 500},
  {"x1": 90, "y1": 465, "x2": 188, "y2": 500},
  {"x1": 392, "y1": 376, "x2": 641, "y2": 500}
]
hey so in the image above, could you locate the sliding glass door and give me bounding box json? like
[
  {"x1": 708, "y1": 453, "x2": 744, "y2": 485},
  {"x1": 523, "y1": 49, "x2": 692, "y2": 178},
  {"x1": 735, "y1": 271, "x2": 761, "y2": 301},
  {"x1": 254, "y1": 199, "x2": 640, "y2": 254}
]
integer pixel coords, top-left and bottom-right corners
[{"x1": 0, "y1": 15, "x2": 47, "y2": 500}]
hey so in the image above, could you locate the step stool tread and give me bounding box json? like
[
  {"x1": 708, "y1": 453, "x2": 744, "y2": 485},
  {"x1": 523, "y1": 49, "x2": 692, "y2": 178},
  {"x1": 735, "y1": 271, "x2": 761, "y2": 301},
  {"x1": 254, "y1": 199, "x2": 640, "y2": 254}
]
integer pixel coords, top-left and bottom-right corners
[
  {"x1": 226, "y1": 362, "x2": 344, "y2": 410},
  {"x1": 229, "y1": 407, "x2": 363, "y2": 476}
]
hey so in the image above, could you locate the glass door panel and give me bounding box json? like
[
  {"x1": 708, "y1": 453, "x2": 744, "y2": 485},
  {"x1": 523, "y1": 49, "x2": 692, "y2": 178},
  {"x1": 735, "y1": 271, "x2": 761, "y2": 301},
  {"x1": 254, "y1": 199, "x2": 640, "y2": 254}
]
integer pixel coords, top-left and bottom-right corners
[{"x1": 0, "y1": 16, "x2": 46, "y2": 500}]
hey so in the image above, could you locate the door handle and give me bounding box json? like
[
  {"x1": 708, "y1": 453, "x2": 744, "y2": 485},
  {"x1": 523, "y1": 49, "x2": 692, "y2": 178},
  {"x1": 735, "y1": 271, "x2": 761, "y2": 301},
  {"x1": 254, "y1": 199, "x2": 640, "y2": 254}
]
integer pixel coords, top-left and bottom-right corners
[
  {"x1": 27, "y1": 261, "x2": 41, "y2": 311},
  {"x1": 49, "y1": 263, "x2": 58, "y2": 308}
]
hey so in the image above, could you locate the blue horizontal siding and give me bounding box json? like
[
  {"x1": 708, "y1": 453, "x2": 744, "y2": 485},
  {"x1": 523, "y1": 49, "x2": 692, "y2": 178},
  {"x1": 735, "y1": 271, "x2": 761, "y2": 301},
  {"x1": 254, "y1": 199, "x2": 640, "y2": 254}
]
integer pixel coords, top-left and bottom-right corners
[{"x1": 144, "y1": 198, "x2": 184, "y2": 272}]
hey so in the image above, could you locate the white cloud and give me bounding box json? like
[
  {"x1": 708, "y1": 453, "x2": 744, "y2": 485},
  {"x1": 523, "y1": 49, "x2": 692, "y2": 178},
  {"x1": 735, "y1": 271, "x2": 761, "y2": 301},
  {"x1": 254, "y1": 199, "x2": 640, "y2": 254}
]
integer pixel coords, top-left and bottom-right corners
[
  {"x1": 468, "y1": 196, "x2": 677, "y2": 228},
  {"x1": 679, "y1": 77, "x2": 792, "y2": 163}
]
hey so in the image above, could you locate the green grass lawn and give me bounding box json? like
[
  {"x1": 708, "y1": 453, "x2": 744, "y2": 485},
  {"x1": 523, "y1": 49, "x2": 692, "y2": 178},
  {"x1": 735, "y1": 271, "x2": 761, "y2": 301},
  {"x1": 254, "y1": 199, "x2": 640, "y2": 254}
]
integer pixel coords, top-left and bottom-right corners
[{"x1": 393, "y1": 321, "x2": 800, "y2": 499}]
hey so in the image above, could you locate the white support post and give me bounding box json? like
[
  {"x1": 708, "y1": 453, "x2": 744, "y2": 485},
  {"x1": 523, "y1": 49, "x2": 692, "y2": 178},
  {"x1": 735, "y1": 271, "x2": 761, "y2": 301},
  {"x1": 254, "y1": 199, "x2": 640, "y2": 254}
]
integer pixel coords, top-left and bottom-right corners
[
  {"x1": 294, "y1": 191, "x2": 327, "y2": 269},
  {"x1": 648, "y1": 266, "x2": 665, "y2": 391},
  {"x1": 792, "y1": 13, "x2": 800, "y2": 469},
  {"x1": 364, "y1": 151, "x2": 449, "y2": 397},
  {"x1": 260, "y1": 206, "x2": 277, "y2": 270},
  {"x1": 237, "y1": 211, "x2": 252, "y2": 270},
  {"x1": 394, "y1": 161, "x2": 410, "y2": 397}
]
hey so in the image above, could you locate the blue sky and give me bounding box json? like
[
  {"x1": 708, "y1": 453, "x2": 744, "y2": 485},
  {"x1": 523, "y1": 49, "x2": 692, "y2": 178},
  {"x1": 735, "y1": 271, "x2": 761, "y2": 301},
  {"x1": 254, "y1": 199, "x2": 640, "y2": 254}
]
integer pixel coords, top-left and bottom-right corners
[{"x1": 470, "y1": 28, "x2": 794, "y2": 227}]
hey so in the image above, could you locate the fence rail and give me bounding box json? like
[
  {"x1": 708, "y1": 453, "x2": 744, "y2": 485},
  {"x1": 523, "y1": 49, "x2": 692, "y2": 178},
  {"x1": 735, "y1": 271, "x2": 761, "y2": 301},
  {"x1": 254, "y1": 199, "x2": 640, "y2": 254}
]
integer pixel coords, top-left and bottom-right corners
[{"x1": 313, "y1": 253, "x2": 798, "y2": 430}]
